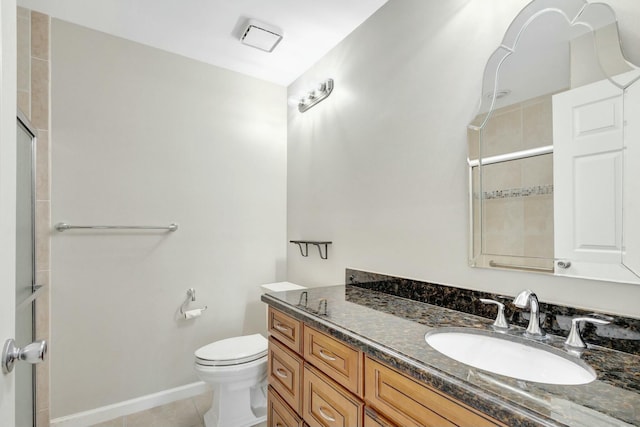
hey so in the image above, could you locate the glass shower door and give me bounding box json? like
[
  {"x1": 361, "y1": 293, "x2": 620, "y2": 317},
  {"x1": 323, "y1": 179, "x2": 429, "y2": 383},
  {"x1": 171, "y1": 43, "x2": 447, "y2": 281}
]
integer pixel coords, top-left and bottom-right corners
[{"x1": 15, "y1": 114, "x2": 37, "y2": 427}]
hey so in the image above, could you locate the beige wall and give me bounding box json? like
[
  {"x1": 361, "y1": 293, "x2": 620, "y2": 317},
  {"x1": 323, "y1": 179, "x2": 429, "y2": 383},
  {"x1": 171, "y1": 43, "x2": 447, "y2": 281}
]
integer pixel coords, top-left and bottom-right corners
[
  {"x1": 50, "y1": 20, "x2": 287, "y2": 417},
  {"x1": 286, "y1": 0, "x2": 640, "y2": 317}
]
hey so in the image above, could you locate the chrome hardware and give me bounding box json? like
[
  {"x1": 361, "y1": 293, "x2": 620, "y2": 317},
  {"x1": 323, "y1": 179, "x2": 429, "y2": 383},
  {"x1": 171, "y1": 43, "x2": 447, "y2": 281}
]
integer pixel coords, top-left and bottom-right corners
[
  {"x1": 479, "y1": 299, "x2": 509, "y2": 329},
  {"x1": 55, "y1": 222, "x2": 178, "y2": 232},
  {"x1": 2, "y1": 339, "x2": 47, "y2": 374},
  {"x1": 318, "y1": 406, "x2": 336, "y2": 422},
  {"x1": 489, "y1": 260, "x2": 554, "y2": 272},
  {"x1": 274, "y1": 323, "x2": 290, "y2": 333},
  {"x1": 557, "y1": 260, "x2": 572, "y2": 269},
  {"x1": 275, "y1": 368, "x2": 288, "y2": 379},
  {"x1": 298, "y1": 79, "x2": 334, "y2": 113},
  {"x1": 319, "y1": 348, "x2": 337, "y2": 361},
  {"x1": 565, "y1": 317, "x2": 610, "y2": 349},
  {"x1": 513, "y1": 290, "x2": 546, "y2": 339},
  {"x1": 179, "y1": 288, "x2": 207, "y2": 317}
]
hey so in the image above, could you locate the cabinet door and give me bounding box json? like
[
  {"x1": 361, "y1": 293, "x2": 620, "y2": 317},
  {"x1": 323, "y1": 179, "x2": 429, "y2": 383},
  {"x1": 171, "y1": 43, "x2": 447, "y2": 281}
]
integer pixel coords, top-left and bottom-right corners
[
  {"x1": 303, "y1": 365, "x2": 363, "y2": 427},
  {"x1": 268, "y1": 307, "x2": 303, "y2": 353},
  {"x1": 304, "y1": 326, "x2": 363, "y2": 397},
  {"x1": 269, "y1": 336, "x2": 304, "y2": 414},
  {"x1": 268, "y1": 385, "x2": 304, "y2": 427},
  {"x1": 364, "y1": 357, "x2": 504, "y2": 427}
]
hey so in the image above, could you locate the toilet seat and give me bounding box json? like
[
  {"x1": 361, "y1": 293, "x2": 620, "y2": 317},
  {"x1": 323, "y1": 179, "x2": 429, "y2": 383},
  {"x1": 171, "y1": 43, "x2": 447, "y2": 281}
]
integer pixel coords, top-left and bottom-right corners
[{"x1": 195, "y1": 334, "x2": 267, "y2": 367}]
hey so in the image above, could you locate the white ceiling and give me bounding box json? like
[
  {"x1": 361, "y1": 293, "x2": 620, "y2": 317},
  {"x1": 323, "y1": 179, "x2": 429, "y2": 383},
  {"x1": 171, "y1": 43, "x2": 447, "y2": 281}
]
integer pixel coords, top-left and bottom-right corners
[{"x1": 17, "y1": 0, "x2": 388, "y2": 86}]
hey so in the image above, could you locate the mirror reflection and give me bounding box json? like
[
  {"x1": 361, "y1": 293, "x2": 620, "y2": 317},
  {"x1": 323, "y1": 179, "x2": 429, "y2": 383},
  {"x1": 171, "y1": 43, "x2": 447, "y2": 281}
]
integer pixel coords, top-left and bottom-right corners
[{"x1": 468, "y1": 0, "x2": 640, "y2": 283}]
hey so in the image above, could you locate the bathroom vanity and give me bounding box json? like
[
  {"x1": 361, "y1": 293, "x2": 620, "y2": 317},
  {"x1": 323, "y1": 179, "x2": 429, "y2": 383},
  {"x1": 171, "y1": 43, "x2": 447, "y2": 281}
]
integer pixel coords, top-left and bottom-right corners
[{"x1": 262, "y1": 270, "x2": 640, "y2": 427}]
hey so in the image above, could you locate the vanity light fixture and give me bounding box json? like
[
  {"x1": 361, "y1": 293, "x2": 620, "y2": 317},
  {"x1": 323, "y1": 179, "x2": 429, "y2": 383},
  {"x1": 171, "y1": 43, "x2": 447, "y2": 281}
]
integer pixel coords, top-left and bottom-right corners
[{"x1": 298, "y1": 79, "x2": 334, "y2": 113}]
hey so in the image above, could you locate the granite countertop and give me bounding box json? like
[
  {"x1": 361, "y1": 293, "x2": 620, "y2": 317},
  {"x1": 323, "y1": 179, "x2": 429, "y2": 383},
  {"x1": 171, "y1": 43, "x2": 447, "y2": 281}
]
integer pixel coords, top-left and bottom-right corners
[{"x1": 262, "y1": 285, "x2": 640, "y2": 427}]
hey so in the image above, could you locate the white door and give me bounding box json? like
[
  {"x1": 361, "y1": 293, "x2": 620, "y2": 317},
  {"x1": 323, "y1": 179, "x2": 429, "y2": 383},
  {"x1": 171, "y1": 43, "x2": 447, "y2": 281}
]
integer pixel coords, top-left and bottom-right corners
[
  {"x1": 623, "y1": 80, "x2": 640, "y2": 277},
  {"x1": 553, "y1": 76, "x2": 640, "y2": 283},
  {"x1": 1, "y1": 1, "x2": 18, "y2": 426}
]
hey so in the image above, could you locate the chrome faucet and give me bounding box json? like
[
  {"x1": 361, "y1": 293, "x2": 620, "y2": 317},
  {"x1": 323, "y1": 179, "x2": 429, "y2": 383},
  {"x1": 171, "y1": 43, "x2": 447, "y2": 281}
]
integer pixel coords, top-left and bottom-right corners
[
  {"x1": 565, "y1": 317, "x2": 610, "y2": 349},
  {"x1": 513, "y1": 290, "x2": 545, "y2": 338}
]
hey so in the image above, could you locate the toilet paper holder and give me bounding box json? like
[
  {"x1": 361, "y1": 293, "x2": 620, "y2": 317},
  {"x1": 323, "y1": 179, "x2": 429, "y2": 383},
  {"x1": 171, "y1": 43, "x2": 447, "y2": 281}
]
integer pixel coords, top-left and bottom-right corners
[{"x1": 180, "y1": 288, "x2": 208, "y2": 318}]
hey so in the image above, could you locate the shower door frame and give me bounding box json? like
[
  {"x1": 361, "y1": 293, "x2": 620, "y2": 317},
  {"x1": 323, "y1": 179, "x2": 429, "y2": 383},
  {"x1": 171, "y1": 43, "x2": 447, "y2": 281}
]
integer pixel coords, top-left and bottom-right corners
[{"x1": 16, "y1": 110, "x2": 38, "y2": 427}]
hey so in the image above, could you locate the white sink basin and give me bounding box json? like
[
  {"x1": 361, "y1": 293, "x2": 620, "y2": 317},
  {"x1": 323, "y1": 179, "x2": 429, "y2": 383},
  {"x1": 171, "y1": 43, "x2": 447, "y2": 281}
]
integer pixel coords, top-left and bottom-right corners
[{"x1": 425, "y1": 328, "x2": 596, "y2": 385}]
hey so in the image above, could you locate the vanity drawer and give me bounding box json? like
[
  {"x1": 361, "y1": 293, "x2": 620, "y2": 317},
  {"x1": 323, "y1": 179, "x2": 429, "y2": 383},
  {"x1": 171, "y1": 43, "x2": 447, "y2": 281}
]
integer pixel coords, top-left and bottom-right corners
[
  {"x1": 269, "y1": 307, "x2": 303, "y2": 353},
  {"x1": 269, "y1": 337, "x2": 303, "y2": 414},
  {"x1": 304, "y1": 325, "x2": 363, "y2": 397},
  {"x1": 364, "y1": 407, "x2": 396, "y2": 427},
  {"x1": 303, "y1": 365, "x2": 364, "y2": 427},
  {"x1": 364, "y1": 357, "x2": 505, "y2": 427},
  {"x1": 268, "y1": 385, "x2": 304, "y2": 427}
]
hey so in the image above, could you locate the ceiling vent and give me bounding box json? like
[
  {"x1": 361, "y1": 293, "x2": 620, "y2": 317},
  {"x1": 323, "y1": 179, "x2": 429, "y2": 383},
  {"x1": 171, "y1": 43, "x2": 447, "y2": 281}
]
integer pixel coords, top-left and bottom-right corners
[{"x1": 240, "y1": 19, "x2": 283, "y2": 53}]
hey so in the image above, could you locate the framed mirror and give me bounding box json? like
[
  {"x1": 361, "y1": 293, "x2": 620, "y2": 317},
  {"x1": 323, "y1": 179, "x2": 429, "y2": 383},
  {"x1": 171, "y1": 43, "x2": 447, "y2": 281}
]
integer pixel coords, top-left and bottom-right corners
[{"x1": 468, "y1": 0, "x2": 640, "y2": 283}]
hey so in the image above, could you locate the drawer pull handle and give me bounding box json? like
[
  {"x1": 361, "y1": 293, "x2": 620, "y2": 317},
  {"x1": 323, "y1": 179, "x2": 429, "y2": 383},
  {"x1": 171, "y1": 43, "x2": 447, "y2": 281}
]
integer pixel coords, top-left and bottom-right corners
[
  {"x1": 319, "y1": 406, "x2": 336, "y2": 422},
  {"x1": 276, "y1": 423, "x2": 283, "y2": 427},
  {"x1": 319, "y1": 348, "x2": 337, "y2": 361},
  {"x1": 275, "y1": 368, "x2": 288, "y2": 379},
  {"x1": 274, "y1": 322, "x2": 291, "y2": 333}
]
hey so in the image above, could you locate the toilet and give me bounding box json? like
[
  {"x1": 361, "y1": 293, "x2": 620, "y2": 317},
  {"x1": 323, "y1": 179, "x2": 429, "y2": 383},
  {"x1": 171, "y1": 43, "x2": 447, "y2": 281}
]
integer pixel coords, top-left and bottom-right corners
[
  {"x1": 194, "y1": 282, "x2": 305, "y2": 427},
  {"x1": 194, "y1": 334, "x2": 268, "y2": 427}
]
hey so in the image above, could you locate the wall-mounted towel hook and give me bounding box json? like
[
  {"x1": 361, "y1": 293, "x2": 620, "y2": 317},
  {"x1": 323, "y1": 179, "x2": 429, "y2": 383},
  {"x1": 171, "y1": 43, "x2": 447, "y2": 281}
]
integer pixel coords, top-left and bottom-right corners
[{"x1": 180, "y1": 288, "x2": 207, "y2": 319}]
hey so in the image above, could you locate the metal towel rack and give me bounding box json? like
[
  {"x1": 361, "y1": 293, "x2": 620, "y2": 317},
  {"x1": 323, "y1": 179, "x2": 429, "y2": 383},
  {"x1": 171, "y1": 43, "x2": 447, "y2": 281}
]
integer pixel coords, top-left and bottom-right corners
[
  {"x1": 54, "y1": 222, "x2": 178, "y2": 232},
  {"x1": 489, "y1": 260, "x2": 553, "y2": 273}
]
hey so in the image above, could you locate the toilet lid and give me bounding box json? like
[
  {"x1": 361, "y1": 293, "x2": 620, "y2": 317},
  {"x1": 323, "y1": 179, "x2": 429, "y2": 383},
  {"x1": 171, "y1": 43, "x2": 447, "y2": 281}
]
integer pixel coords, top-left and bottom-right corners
[{"x1": 195, "y1": 334, "x2": 268, "y2": 367}]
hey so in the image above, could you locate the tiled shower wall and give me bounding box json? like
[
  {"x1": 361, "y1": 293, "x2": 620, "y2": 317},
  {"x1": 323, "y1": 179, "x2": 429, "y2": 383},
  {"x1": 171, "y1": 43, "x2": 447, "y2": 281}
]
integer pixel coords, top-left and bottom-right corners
[
  {"x1": 17, "y1": 7, "x2": 51, "y2": 427},
  {"x1": 469, "y1": 94, "x2": 555, "y2": 270}
]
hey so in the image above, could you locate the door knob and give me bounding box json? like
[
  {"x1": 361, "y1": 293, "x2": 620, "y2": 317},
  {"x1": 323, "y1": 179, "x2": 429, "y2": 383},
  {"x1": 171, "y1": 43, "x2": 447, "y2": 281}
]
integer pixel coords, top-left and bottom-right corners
[{"x1": 2, "y1": 339, "x2": 47, "y2": 374}]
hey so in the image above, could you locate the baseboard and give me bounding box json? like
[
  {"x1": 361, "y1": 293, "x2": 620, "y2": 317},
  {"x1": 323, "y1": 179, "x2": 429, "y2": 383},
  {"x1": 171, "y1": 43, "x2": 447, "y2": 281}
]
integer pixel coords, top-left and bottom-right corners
[{"x1": 50, "y1": 381, "x2": 209, "y2": 427}]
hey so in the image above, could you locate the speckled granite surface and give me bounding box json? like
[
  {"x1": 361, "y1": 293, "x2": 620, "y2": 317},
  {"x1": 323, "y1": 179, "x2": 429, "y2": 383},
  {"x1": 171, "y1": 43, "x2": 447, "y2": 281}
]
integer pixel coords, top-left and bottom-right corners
[
  {"x1": 262, "y1": 284, "x2": 640, "y2": 427},
  {"x1": 347, "y1": 269, "x2": 640, "y2": 356}
]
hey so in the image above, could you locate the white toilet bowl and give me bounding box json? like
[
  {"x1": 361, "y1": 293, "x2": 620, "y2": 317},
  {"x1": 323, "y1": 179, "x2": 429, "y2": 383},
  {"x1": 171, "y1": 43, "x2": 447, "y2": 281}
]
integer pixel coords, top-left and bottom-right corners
[{"x1": 194, "y1": 334, "x2": 268, "y2": 427}]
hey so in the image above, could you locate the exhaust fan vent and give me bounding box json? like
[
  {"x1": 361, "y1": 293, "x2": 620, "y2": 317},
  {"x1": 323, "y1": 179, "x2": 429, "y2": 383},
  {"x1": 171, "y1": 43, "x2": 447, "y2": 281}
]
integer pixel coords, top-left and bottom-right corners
[{"x1": 241, "y1": 19, "x2": 283, "y2": 52}]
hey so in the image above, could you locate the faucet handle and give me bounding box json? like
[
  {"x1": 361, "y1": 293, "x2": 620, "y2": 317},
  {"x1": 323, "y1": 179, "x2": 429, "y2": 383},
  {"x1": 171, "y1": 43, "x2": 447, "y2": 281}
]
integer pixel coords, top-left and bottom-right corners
[
  {"x1": 564, "y1": 317, "x2": 610, "y2": 349},
  {"x1": 480, "y1": 299, "x2": 509, "y2": 329}
]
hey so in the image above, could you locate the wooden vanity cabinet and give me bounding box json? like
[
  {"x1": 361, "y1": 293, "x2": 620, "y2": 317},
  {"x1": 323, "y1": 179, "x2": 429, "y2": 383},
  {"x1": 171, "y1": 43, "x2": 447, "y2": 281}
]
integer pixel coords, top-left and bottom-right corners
[
  {"x1": 266, "y1": 307, "x2": 507, "y2": 427},
  {"x1": 267, "y1": 307, "x2": 364, "y2": 427},
  {"x1": 268, "y1": 306, "x2": 303, "y2": 353},
  {"x1": 268, "y1": 385, "x2": 305, "y2": 427},
  {"x1": 364, "y1": 357, "x2": 506, "y2": 427},
  {"x1": 268, "y1": 336, "x2": 303, "y2": 414},
  {"x1": 303, "y1": 364, "x2": 364, "y2": 427},
  {"x1": 364, "y1": 407, "x2": 396, "y2": 427},
  {"x1": 303, "y1": 325, "x2": 363, "y2": 397}
]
